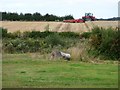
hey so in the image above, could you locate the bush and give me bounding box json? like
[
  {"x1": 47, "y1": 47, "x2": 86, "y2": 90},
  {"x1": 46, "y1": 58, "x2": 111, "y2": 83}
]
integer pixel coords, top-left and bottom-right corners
[
  {"x1": 1, "y1": 28, "x2": 22, "y2": 39},
  {"x1": 28, "y1": 31, "x2": 54, "y2": 38},
  {"x1": 80, "y1": 32, "x2": 92, "y2": 39},
  {"x1": 2, "y1": 28, "x2": 80, "y2": 39},
  {"x1": 2, "y1": 29, "x2": 81, "y2": 54},
  {"x1": 0, "y1": 27, "x2": 7, "y2": 38},
  {"x1": 45, "y1": 33, "x2": 65, "y2": 48},
  {"x1": 1, "y1": 28, "x2": 83, "y2": 54},
  {"x1": 59, "y1": 32, "x2": 80, "y2": 38},
  {"x1": 90, "y1": 27, "x2": 120, "y2": 60}
]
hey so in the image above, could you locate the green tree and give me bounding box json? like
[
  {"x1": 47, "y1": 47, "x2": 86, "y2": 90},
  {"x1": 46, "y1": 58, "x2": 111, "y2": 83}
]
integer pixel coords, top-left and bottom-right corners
[
  {"x1": 33, "y1": 12, "x2": 42, "y2": 21},
  {"x1": 24, "y1": 13, "x2": 33, "y2": 21}
]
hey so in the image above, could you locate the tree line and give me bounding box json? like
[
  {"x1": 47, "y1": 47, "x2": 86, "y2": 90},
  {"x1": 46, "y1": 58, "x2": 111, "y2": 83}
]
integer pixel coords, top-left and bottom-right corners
[
  {"x1": 1, "y1": 12, "x2": 74, "y2": 21},
  {"x1": 97, "y1": 17, "x2": 120, "y2": 21}
]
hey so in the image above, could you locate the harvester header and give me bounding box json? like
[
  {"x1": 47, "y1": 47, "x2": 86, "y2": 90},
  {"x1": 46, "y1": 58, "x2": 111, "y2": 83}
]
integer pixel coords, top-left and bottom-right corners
[{"x1": 63, "y1": 13, "x2": 95, "y2": 23}]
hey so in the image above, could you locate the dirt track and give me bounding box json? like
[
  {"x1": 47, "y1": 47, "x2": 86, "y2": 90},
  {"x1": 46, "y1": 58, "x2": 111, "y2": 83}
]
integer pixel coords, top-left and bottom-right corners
[{"x1": 0, "y1": 21, "x2": 118, "y2": 33}]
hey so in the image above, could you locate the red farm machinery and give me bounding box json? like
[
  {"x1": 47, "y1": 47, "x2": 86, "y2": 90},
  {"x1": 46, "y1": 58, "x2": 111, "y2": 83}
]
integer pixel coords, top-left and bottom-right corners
[{"x1": 63, "y1": 13, "x2": 96, "y2": 23}]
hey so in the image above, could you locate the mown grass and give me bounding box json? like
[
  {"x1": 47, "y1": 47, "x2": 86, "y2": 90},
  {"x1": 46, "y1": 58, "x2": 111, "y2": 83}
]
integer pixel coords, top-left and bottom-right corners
[{"x1": 2, "y1": 54, "x2": 118, "y2": 88}]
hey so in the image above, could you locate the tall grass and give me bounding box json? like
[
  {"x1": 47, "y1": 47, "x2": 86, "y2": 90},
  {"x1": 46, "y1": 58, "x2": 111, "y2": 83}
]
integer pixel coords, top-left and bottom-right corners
[{"x1": 67, "y1": 39, "x2": 90, "y2": 62}]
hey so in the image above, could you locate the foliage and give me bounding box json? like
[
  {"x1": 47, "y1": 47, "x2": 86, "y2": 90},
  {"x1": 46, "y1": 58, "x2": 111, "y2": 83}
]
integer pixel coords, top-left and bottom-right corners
[
  {"x1": 80, "y1": 32, "x2": 92, "y2": 39},
  {"x1": 3, "y1": 38, "x2": 47, "y2": 53},
  {"x1": 2, "y1": 29, "x2": 80, "y2": 54},
  {"x1": 2, "y1": 29, "x2": 80, "y2": 39},
  {"x1": 45, "y1": 33, "x2": 65, "y2": 48},
  {"x1": 28, "y1": 31, "x2": 53, "y2": 38},
  {"x1": 2, "y1": 27, "x2": 119, "y2": 60},
  {"x1": 0, "y1": 27, "x2": 7, "y2": 38},
  {"x1": 59, "y1": 32, "x2": 80, "y2": 38},
  {"x1": 2, "y1": 12, "x2": 74, "y2": 21},
  {"x1": 90, "y1": 27, "x2": 120, "y2": 60}
]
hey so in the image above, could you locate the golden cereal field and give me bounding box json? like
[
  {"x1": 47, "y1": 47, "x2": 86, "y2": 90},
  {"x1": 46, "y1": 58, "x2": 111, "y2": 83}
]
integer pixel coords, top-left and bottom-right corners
[{"x1": 0, "y1": 21, "x2": 118, "y2": 33}]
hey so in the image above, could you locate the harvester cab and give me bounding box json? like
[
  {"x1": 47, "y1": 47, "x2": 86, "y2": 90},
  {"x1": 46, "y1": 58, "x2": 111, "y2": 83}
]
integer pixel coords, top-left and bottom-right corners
[
  {"x1": 82, "y1": 13, "x2": 95, "y2": 21},
  {"x1": 85, "y1": 13, "x2": 93, "y2": 17}
]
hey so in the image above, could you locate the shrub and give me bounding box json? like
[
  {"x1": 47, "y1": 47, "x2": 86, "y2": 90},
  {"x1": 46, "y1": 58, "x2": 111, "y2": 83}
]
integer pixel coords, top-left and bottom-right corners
[
  {"x1": 0, "y1": 27, "x2": 7, "y2": 38},
  {"x1": 2, "y1": 30, "x2": 82, "y2": 54},
  {"x1": 22, "y1": 31, "x2": 30, "y2": 38},
  {"x1": 59, "y1": 32, "x2": 80, "y2": 38},
  {"x1": 90, "y1": 27, "x2": 120, "y2": 60},
  {"x1": 28, "y1": 31, "x2": 54, "y2": 38},
  {"x1": 12, "y1": 31, "x2": 21, "y2": 38},
  {"x1": 45, "y1": 33, "x2": 65, "y2": 48},
  {"x1": 1, "y1": 28, "x2": 80, "y2": 39},
  {"x1": 80, "y1": 32, "x2": 92, "y2": 39},
  {"x1": 3, "y1": 39, "x2": 15, "y2": 53},
  {"x1": 2, "y1": 33, "x2": 79, "y2": 54},
  {"x1": 1, "y1": 28, "x2": 22, "y2": 39}
]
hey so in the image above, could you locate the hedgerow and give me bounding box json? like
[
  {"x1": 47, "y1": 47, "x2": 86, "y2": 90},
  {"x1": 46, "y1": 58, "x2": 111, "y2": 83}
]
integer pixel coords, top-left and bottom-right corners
[
  {"x1": 89, "y1": 27, "x2": 120, "y2": 60},
  {"x1": 1, "y1": 27, "x2": 120, "y2": 60},
  {"x1": 2, "y1": 28, "x2": 80, "y2": 53}
]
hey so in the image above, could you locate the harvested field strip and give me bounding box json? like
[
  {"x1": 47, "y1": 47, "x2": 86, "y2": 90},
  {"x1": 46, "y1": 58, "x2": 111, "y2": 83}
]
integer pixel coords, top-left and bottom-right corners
[{"x1": 0, "y1": 21, "x2": 118, "y2": 33}]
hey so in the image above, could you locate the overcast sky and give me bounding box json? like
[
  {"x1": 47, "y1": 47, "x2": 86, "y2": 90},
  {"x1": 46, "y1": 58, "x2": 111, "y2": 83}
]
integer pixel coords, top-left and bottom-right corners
[{"x1": 0, "y1": 0, "x2": 119, "y2": 19}]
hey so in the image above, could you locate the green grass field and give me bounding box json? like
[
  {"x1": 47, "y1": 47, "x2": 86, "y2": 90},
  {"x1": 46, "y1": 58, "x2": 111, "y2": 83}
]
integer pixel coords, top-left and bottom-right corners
[{"x1": 2, "y1": 54, "x2": 118, "y2": 88}]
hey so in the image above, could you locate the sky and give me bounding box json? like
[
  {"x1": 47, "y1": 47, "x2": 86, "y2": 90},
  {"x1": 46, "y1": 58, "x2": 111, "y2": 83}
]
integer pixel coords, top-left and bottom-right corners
[{"x1": 0, "y1": 0, "x2": 119, "y2": 19}]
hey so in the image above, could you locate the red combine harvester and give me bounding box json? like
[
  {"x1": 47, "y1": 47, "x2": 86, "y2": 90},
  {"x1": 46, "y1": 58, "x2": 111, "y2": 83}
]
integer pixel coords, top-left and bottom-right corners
[
  {"x1": 63, "y1": 19, "x2": 85, "y2": 23},
  {"x1": 63, "y1": 13, "x2": 95, "y2": 23},
  {"x1": 82, "y1": 13, "x2": 95, "y2": 21}
]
